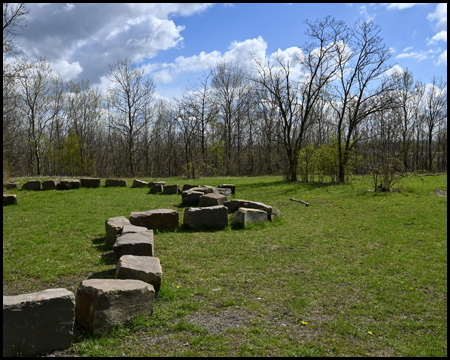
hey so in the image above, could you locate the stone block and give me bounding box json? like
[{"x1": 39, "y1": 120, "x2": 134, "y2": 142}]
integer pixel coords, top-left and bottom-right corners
[
  {"x1": 183, "y1": 205, "x2": 228, "y2": 230},
  {"x1": 75, "y1": 279, "x2": 155, "y2": 335},
  {"x1": 199, "y1": 193, "x2": 227, "y2": 207},
  {"x1": 42, "y1": 179, "x2": 59, "y2": 190},
  {"x1": 230, "y1": 207, "x2": 268, "y2": 227},
  {"x1": 3, "y1": 194, "x2": 17, "y2": 206},
  {"x1": 219, "y1": 184, "x2": 236, "y2": 195},
  {"x1": 22, "y1": 180, "x2": 41, "y2": 191},
  {"x1": 105, "y1": 216, "x2": 130, "y2": 246},
  {"x1": 105, "y1": 179, "x2": 127, "y2": 187},
  {"x1": 129, "y1": 209, "x2": 179, "y2": 231},
  {"x1": 182, "y1": 184, "x2": 200, "y2": 192},
  {"x1": 60, "y1": 179, "x2": 81, "y2": 190},
  {"x1": 131, "y1": 179, "x2": 148, "y2": 188},
  {"x1": 121, "y1": 224, "x2": 148, "y2": 235},
  {"x1": 224, "y1": 199, "x2": 281, "y2": 221},
  {"x1": 3, "y1": 181, "x2": 19, "y2": 189},
  {"x1": 148, "y1": 181, "x2": 166, "y2": 188},
  {"x1": 149, "y1": 184, "x2": 164, "y2": 194},
  {"x1": 181, "y1": 190, "x2": 204, "y2": 206},
  {"x1": 3, "y1": 288, "x2": 75, "y2": 357},
  {"x1": 80, "y1": 178, "x2": 101, "y2": 188},
  {"x1": 217, "y1": 187, "x2": 232, "y2": 198},
  {"x1": 116, "y1": 255, "x2": 162, "y2": 294},
  {"x1": 163, "y1": 184, "x2": 180, "y2": 194},
  {"x1": 112, "y1": 230, "x2": 154, "y2": 261}
]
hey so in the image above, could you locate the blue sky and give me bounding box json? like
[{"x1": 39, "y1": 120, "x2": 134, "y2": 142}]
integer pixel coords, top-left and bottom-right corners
[{"x1": 15, "y1": 3, "x2": 447, "y2": 99}]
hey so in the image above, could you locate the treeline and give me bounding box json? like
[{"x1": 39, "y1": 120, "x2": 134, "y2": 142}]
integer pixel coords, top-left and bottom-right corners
[{"x1": 3, "y1": 10, "x2": 447, "y2": 188}]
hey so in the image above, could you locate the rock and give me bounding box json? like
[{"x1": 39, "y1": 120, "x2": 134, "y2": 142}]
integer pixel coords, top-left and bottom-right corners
[
  {"x1": 148, "y1": 181, "x2": 166, "y2": 188},
  {"x1": 224, "y1": 199, "x2": 281, "y2": 221},
  {"x1": 121, "y1": 224, "x2": 148, "y2": 235},
  {"x1": 80, "y1": 178, "x2": 101, "y2": 188},
  {"x1": 129, "y1": 209, "x2": 179, "y2": 231},
  {"x1": 181, "y1": 190, "x2": 204, "y2": 206},
  {"x1": 42, "y1": 179, "x2": 59, "y2": 190},
  {"x1": 219, "y1": 184, "x2": 236, "y2": 195},
  {"x1": 22, "y1": 180, "x2": 41, "y2": 191},
  {"x1": 59, "y1": 179, "x2": 81, "y2": 190},
  {"x1": 3, "y1": 288, "x2": 75, "y2": 357},
  {"x1": 182, "y1": 184, "x2": 200, "y2": 192},
  {"x1": 163, "y1": 184, "x2": 180, "y2": 194},
  {"x1": 199, "y1": 193, "x2": 228, "y2": 207},
  {"x1": 3, "y1": 194, "x2": 17, "y2": 206},
  {"x1": 183, "y1": 205, "x2": 228, "y2": 230},
  {"x1": 105, "y1": 179, "x2": 127, "y2": 187},
  {"x1": 131, "y1": 179, "x2": 148, "y2": 188},
  {"x1": 149, "y1": 184, "x2": 164, "y2": 194},
  {"x1": 230, "y1": 207, "x2": 268, "y2": 227},
  {"x1": 112, "y1": 230, "x2": 155, "y2": 261},
  {"x1": 3, "y1": 181, "x2": 19, "y2": 189},
  {"x1": 217, "y1": 187, "x2": 232, "y2": 198},
  {"x1": 105, "y1": 216, "x2": 130, "y2": 246},
  {"x1": 116, "y1": 255, "x2": 162, "y2": 294},
  {"x1": 75, "y1": 279, "x2": 155, "y2": 335}
]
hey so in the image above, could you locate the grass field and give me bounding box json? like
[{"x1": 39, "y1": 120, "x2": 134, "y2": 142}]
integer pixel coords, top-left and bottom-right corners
[{"x1": 3, "y1": 174, "x2": 447, "y2": 357}]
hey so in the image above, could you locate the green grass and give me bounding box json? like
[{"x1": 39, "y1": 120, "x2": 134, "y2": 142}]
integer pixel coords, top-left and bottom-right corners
[{"x1": 3, "y1": 175, "x2": 447, "y2": 357}]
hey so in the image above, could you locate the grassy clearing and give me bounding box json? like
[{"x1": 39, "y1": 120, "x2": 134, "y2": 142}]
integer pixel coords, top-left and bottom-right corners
[{"x1": 3, "y1": 175, "x2": 447, "y2": 357}]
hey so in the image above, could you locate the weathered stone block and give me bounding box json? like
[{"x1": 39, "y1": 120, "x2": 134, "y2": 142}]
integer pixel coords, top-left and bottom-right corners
[
  {"x1": 163, "y1": 184, "x2": 180, "y2": 194},
  {"x1": 148, "y1": 181, "x2": 166, "y2": 188},
  {"x1": 42, "y1": 179, "x2": 59, "y2": 190},
  {"x1": 183, "y1": 205, "x2": 228, "y2": 230},
  {"x1": 3, "y1": 194, "x2": 17, "y2": 206},
  {"x1": 149, "y1": 184, "x2": 164, "y2": 194},
  {"x1": 219, "y1": 184, "x2": 236, "y2": 195},
  {"x1": 3, "y1": 288, "x2": 75, "y2": 357},
  {"x1": 131, "y1": 179, "x2": 148, "y2": 188},
  {"x1": 121, "y1": 224, "x2": 148, "y2": 235},
  {"x1": 80, "y1": 178, "x2": 101, "y2": 188},
  {"x1": 224, "y1": 199, "x2": 281, "y2": 221},
  {"x1": 182, "y1": 184, "x2": 200, "y2": 192},
  {"x1": 217, "y1": 187, "x2": 232, "y2": 198},
  {"x1": 3, "y1": 181, "x2": 19, "y2": 189},
  {"x1": 181, "y1": 190, "x2": 204, "y2": 206},
  {"x1": 199, "y1": 193, "x2": 227, "y2": 207},
  {"x1": 116, "y1": 255, "x2": 162, "y2": 294},
  {"x1": 105, "y1": 216, "x2": 130, "y2": 246},
  {"x1": 230, "y1": 207, "x2": 268, "y2": 227},
  {"x1": 112, "y1": 230, "x2": 154, "y2": 261},
  {"x1": 22, "y1": 180, "x2": 41, "y2": 191},
  {"x1": 105, "y1": 179, "x2": 127, "y2": 187},
  {"x1": 129, "y1": 209, "x2": 179, "y2": 231},
  {"x1": 60, "y1": 179, "x2": 81, "y2": 190},
  {"x1": 75, "y1": 279, "x2": 155, "y2": 335}
]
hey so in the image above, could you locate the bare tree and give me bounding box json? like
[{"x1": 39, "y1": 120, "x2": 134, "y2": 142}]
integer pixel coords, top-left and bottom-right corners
[
  {"x1": 3, "y1": 3, "x2": 29, "y2": 54},
  {"x1": 107, "y1": 58, "x2": 155, "y2": 176}
]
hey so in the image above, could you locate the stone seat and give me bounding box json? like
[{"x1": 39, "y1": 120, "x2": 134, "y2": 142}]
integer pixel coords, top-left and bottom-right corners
[
  {"x1": 149, "y1": 184, "x2": 164, "y2": 193},
  {"x1": 224, "y1": 199, "x2": 281, "y2": 221},
  {"x1": 181, "y1": 190, "x2": 204, "y2": 206},
  {"x1": 80, "y1": 178, "x2": 101, "y2": 188},
  {"x1": 163, "y1": 184, "x2": 180, "y2": 194},
  {"x1": 3, "y1": 288, "x2": 75, "y2": 357},
  {"x1": 22, "y1": 180, "x2": 41, "y2": 191},
  {"x1": 131, "y1": 179, "x2": 148, "y2": 188},
  {"x1": 3, "y1": 181, "x2": 19, "y2": 189},
  {"x1": 112, "y1": 230, "x2": 154, "y2": 261},
  {"x1": 183, "y1": 205, "x2": 228, "y2": 230},
  {"x1": 59, "y1": 179, "x2": 80, "y2": 190},
  {"x1": 105, "y1": 179, "x2": 126, "y2": 187},
  {"x1": 199, "y1": 193, "x2": 227, "y2": 207},
  {"x1": 129, "y1": 209, "x2": 179, "y2": 231},
  {"x1": 3, "y1": 194, "x2": 17, "y2": 206},
  {"x1": 219, "y1": 184, "x2": 236, "y2": 195},
  {"x1": 42, "y1": 179, "x2": 59, "y2": 190},
  {"x1": 105, "y1": 216, "x2": 131, "y2": 246},
  {"x1": 116, "y1": 255, "x2": 162, "y2": 294},
  {"x1": 75, "y1": 279, "x2": 155, "y2": 335},
  {"x1": 230, "y1": 207, "x2": 268, "y2": 227}
]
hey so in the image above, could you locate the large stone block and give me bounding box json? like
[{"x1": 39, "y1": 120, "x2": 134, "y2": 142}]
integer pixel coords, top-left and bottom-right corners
[
  {"x1": 3, "y1": 194, "x2": 17, "y2": 206},
  {"x1": 219, "y1": 184, "x2": 236, "y2": 195},
  {"x1": 80, "y1": 178, "x2": 101, "y2": 188},
  {"x1": 3, "y1": 181, "x2": 19, "y2": 189},
  {"x1": 42, "y1": 179, "x2": 59, "y2": 190},
  {"x1": 105, "y1": 216, "x2": 130, "y2": 246},
  {"x1": 181, "y1": 190, "x2": 204, "y2": 206},
  {"x1": 148, "y1": 181, "x2": 166, "y2": 188},
  {"x1": 3, "y1": 288, "x2": 75, "y2": 357},
  {"x1": 217, "y1": 187, "x2": 232, "y2": 198},
  {"x1": 182, "y1": 184, "x2": 200, "y2": 192},
  {"x1": 224, "y1": 199, "x2": 281, "y2": 221},
  {"x1": 199, "y1": 193, "x2": 227, "y2": 207},
  {"x1": 75, "y1": 279, "x2": 155, "y2": 335},
  {"x1": 121, "y1": 224, "x2": 148, "y2": 235},
  {"x1": 163, "y1": 184, "x2": 180, "y2": 194},
  {"x1": 60, "y1": 179, "x2": 81, "y2": 190},
  {"x1": 105, "y1": 179, "x2": 127, "y2": 187},
  {"x1": 230, "y1": 207, "x2": 268, "y2": 227},
  {"x1": 149, "y1": 184, "x2": 164, "y2": 194},
  {"x1": 112, "y1": 230, "x2": 154, "y2": 261},
  {"x1": 131, "y1": 179, "x2": 148, "y2": 188},
  {"x1": 22, "y1": 180, "x2": 41, "y2": 191},
  {"x1": 129, "y1": 209, "x2": 179, "y2": 231},
  {"x1": 116, "y1": 255, "x2": 162, "y2": 294},
  {"x1": 183, "y1": 205, "x2": 228, "y2": 230}
]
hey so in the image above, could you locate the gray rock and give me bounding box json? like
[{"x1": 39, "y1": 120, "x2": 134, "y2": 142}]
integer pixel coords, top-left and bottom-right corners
[
  {"x1": 105, "y1": 179, "x2": 127, "y2": 187},
  {"x1": 59, "y1": 179, "x2": 81, "y2": 190},
  {"x1": 105, "y1": 216, "x2": 131, "y2": 246},
  {"x1": 149, "y1": 184, "x2": 164, "y2": 194},
  {"x1": 112, "y1": 230, "x2": 155, "y2": 261},
  {"x1": 3, "y1": 288, "x2": 75, "y2": 357},
  {"x1": 183, "y1": 205, "x2": 228, "y2": 230},
  {"x1": 129, "y1": 209, "x2": 179, "y2": 231},
  {"x1": 181, "y1": 190, "x2": 204, "y2": 206},
  {"x1": 131, "y1": 179, "x2": 148, "y2": 188},
  {"x1": 224, "y1": 199, "x2": 281, "y2": 221},
  {"x1": 121, "y1": 224, "x2": 148, "y2": 235},
  {"x1": 3, "y1": 194, "x2": 17, "y2": 206},
  {"x1": 182, "y1": 184, "x2": 200, "y2": 192},
  {"x1": 230, "y1": 207, "x2": 268, "y2": 227},
  {"x1": 163, "y1": 184, "x2": 180, "y2": 194},
  {"x1": 217, "y1": 187, "x2": 232, "y2": 198},
  {"x1": 42, "y1": 179, "x2": 59, "y2": 190},
  {"x1": 148, "y1": 181, "x2": 166, "y2": 188},
  {"x1": 3, "y1": 181, "x2": 19, "y2": 189},
  {"x1": 75, "y1": 279, "x2": 155, "y2": 335},
  {"x1": 22, "y1": 180, "x2": 41, "y2": 191},
  {"x1": 199, "y1": 193, "x2": 227, "y2": 207},
  {"x1": 80, "y1": 178, "x2": 101, "y2": 188},
  {"x1": 219, "y1": 184, "x2": 236, "y2": 195},
  {"x1": 116, "y1": 255, "x2": 162, "y2": 294}
]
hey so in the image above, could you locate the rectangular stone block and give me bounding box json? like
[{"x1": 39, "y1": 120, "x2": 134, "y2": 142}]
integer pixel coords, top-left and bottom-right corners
[
  {"x1": 80, "y1": 178, "x2": 101, "y2": 188},
  {"x1": 22, "y1": 180, "x2": 41, "y2": 191},
  {"x1": 163, "y1": 184, "x2": 180, "y2": 194},
  {"x1": 42, "y1": 179, "x2": 59, "y2": 190},
  {"x1": 112, "y1": 230, "x2": 155, "y2": 261},
  {"x1": 3, "y1": 181, "x2": 19, "y2": 189},
  {"x1": 60, "y1": 179, "x2": 81, "y2": 190},
  {"x1": 105, "y1": 179, "x2": 127, "y2": 187},
  {"x1": 3, "y1": 288, "x2": 75, "y2": 357},
  {"x1": 105, "y1": 216, "x2": 130, "y2": 246},
  {"x1": 75, "y1": 279, "x2": 155, "y2": 335},
  {"x1": 219, "y1": 184, "x2": 236, "y2": 194},
  {"x1": 116, "y1": 255, "x2": 162, "y2": 294},
  {"x1": 183, "y1": 205, "x2": 228, "y2": 230},
  {"x1": 3, "y1": 194, "x2": 17, "y2": 206},
  {"x1": 199, "y1": 193, "x2": 227, "y2": 207},
  {"x1": 132, "y1": 179, "x2": 148, "y2": 188},
  {"x1": 129, "y1": 209, "x2": 179, "y2": 231}
]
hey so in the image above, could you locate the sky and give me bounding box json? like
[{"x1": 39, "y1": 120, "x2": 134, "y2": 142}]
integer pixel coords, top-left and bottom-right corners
[{"x1": 14, "y1": 3, "x2": 447, "y2": 100}]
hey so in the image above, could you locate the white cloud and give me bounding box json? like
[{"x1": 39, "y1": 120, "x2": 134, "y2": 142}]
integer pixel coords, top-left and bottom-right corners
[
  {"x1": 403, "y1": 46, "x2": 413, "y2": 52},
  {"x1": 427, "y1": 30, "x2": 447, "y2": 45},
  {"x1": 385, "y1": 64, "x2": 404, "y2": 77},
  {"x1": 384, "y1": 3, "x2": 427, "y2": 10},
  {"x1": 427, "y1": 3, "x2": 447, "y2": 31},
  {"x1": 396, "y1": 51, "x2": 428, "y2": 61},
  {"x1": 435, "y1": 50, "x2": 447, "y2": 66},
  {"x1": 50, "y1": 59, "x2": 83, "y2": 82},
  {"x1": 359, "y1": 5, "x2": 376, "y2": 22}
]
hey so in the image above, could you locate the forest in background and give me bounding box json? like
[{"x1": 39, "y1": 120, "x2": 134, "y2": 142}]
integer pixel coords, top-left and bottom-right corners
[{"x1": 3, "y1": 4, "x2": 447, "y2": 190}]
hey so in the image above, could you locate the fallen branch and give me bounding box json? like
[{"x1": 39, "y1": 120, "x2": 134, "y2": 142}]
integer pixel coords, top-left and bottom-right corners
[{"x1": 290, "y1": 198, "x2": 309, "y2": 206}]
